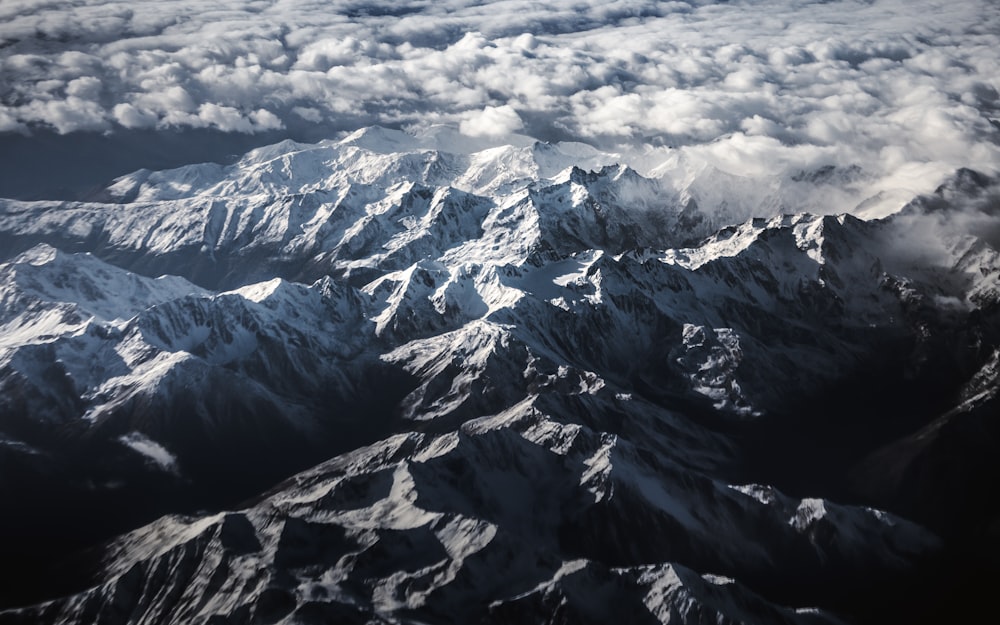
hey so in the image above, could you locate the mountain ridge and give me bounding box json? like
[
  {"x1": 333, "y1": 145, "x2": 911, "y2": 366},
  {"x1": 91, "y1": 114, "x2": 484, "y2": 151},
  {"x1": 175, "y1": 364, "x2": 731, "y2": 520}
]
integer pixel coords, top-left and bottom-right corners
[{"x1": 0, "y1": 129, "x2": 998, "y2": 623}]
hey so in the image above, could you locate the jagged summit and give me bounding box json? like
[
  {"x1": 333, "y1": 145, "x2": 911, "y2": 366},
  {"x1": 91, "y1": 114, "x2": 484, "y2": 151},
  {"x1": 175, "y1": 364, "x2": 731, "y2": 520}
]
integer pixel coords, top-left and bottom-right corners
[{"x1": 0, "y1": 129, "x2": 998, "y2": 624}]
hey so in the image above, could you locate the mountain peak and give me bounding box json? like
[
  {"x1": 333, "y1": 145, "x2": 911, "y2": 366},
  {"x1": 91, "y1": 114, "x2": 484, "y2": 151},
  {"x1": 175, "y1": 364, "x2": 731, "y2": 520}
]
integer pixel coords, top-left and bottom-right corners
[
  {"x1": 1, "y1": 132, "x2": 997, "y2": 625},
  {"x1": 14, "y1": 243, "x2": 63, "y2": 266}
]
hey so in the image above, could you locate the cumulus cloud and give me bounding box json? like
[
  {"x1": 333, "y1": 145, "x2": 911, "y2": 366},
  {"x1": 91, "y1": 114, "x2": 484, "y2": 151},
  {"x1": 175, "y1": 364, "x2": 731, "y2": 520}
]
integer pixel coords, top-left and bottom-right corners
[
  {"x1": 0, "y1": 0, "x2": 998, "y2": 210},
  {"x1": 460, "y1": 104, "x2": 523, "y2": 138}
]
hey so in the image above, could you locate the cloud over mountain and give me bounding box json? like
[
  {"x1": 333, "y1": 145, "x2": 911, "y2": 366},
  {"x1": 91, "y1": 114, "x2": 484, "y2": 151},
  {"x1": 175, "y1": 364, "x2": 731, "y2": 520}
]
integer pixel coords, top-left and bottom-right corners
[{"x1": 1, "y1": 0, "x2": 999, "y2": 204}]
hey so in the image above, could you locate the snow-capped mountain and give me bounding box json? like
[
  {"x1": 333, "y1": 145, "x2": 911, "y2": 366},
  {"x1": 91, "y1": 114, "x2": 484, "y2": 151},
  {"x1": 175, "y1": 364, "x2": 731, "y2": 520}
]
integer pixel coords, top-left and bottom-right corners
[
  {"x1": 0, "y1": 129, "x2": 997, "y2": 624},
  {"x1": 8, "y1": 414, "x2": 936, "y2": 625}
]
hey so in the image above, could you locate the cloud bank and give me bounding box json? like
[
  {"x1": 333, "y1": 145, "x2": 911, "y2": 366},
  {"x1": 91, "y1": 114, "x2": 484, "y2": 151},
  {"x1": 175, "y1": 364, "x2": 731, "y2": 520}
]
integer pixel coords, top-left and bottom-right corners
[{"x1": 1, "y1": 0, "x2": 999, "y2": 208}]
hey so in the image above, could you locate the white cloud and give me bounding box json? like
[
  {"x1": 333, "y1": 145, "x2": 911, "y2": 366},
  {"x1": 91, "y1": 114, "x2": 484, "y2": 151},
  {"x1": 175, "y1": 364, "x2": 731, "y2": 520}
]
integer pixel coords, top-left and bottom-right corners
[
  {"x1": 197, "y1": 103, "x2": 252, "y2": 132},
  {"x1": 460, "y1": 104, "x2": 524, "y2": 138},
  {"x1": 250, "y1": 107, "x2": 283, "y2": 131},
  {"x1": 0, "y1": 0, "x2": 997, "y2": 210},
  {"x1": 292, "y1": 106, "x2": 323, "y2": 122},
  {"x1": 119, "y1": 432, "x2": 179, "y2": 474},
  {"x1": 65, "y1": 76, "x2": 102, "y2": 99},
  {"x1": 112, "y1": 102, "x2": 158, "y2": 129},
  {"x1": 0, "y1": 107, "x2": 26, "y2": 133},
  {"x1": 20, "y1": 96, "x2": 109, "y2": 133}
]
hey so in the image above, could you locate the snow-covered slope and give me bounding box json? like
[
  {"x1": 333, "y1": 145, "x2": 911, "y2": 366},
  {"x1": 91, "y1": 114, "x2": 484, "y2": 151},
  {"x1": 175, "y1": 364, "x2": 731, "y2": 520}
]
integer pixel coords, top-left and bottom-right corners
[
  {"x1": 11, "y1": 408, "x2": 937, "y2": 625},
  {"x1": 1, "y1": 129, "x2": 998, "y2": 624},
  {"x1": 0, "y1": 127, "x2": 880, "y2": 291}
]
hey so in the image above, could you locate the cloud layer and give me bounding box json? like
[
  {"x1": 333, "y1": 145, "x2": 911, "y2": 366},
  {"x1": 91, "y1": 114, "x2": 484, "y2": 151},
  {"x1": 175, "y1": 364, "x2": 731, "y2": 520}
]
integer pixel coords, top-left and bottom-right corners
[{"x1": 2, "y1": 0, "x2": 999, "y2": 207}]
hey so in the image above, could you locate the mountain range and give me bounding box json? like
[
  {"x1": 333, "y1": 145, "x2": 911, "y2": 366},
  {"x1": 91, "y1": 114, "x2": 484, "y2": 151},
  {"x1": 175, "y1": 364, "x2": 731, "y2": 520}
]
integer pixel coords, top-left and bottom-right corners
[{"x1": 0, "y1": 127, "x2": 998, "y2": 624}]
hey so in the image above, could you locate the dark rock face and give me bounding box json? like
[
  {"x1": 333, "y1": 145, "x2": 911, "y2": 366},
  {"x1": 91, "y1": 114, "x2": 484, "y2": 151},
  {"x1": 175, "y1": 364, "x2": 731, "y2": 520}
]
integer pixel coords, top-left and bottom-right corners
[{"x1": 0, "y1": 136, "x2": 998, "y2": 624}]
